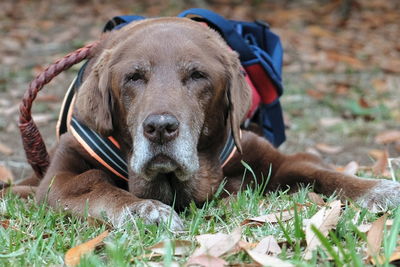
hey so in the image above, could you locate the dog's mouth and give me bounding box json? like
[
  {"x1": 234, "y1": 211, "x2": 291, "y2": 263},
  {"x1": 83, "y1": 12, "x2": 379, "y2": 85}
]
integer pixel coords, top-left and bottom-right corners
[
  {"x1": 146, "y1": 154, "x2": 178, "y2": 174},
  {"x1": 143, "y1": 154, "x2": 189, "y2": 181}
]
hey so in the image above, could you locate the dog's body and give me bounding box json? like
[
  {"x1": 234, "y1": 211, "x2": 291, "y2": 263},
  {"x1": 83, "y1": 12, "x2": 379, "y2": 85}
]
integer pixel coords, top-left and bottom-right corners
[{"x1": 10, "y1": 18, "x2": 400, "y2": 229}]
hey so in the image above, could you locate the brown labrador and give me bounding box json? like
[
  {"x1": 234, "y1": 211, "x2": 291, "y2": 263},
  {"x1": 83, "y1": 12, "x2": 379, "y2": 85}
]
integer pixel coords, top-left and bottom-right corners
[{"x1": 9, "y1": 18, "x2": 400, "y2": 230}]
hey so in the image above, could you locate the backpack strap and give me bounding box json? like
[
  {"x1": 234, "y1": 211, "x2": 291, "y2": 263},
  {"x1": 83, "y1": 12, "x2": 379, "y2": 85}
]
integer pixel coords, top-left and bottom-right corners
[
  {"x1": 178, "y1": 9, "x2": 255, "y2": 63},
  {"x1": 103, "y1": 15, "x2": 145, "y2": 32}
]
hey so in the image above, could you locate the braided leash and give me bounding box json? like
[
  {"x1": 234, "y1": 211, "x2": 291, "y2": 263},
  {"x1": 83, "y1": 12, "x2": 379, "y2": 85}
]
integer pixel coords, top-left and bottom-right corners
[{"x1": 19, "y1": 41, "x2": 99, "y2": 178}]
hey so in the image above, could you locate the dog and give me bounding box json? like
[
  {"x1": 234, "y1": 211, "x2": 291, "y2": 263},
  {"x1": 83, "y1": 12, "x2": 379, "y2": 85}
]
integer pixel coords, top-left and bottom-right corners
[{"x1": 8, "y1": 17, "x2": 400, "y2": 230}]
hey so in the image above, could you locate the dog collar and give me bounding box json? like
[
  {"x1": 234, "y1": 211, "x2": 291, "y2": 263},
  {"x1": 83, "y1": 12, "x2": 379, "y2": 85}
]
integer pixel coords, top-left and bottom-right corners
[{"x1": 58, "y1": 73, "x2": 238, "y2": 180}]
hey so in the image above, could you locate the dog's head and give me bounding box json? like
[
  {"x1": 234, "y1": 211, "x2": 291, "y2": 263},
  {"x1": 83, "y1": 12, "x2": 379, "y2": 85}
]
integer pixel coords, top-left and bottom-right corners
[{"x1": 74, "y1": 18, "x2": 250, "y2": 206}]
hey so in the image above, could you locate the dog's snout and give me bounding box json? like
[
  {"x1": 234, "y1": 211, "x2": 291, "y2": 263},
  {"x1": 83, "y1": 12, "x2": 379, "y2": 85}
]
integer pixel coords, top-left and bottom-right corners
[{"x1": 143, "y1": 114, "x2": 180, "y2": 144}]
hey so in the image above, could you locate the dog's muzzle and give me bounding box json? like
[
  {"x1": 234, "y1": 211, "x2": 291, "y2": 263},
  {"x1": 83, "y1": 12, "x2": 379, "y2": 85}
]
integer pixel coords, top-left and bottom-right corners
[{"x1": 130, "y1": 113, "x2": 199, "y2": 181}]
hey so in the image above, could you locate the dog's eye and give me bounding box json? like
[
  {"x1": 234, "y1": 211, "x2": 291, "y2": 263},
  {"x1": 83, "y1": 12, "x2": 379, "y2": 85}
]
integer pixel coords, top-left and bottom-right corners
[
  {"x1": 127, "y1": 72, "x2": 145, "y2": 82},
  {"x1": 190, "y1": 71, "x2": 206, "y2": 80}
]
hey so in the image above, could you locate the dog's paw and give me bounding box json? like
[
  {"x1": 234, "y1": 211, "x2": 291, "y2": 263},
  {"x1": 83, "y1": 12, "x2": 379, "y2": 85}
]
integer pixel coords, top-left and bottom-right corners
[
  {"x1": 114, "y1": 200, "x2": 184, "y2": 231},
  {"x1": 356, "y1": 179, "x2": 400, "y2": 212}
]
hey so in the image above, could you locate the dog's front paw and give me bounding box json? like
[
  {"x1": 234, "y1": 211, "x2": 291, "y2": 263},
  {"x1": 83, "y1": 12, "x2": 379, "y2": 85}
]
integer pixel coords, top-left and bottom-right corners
[
  {"x1": 114, "y1": 200, "x2": 184, "y2": 231},
  {"x1": 356, "y1": 179, "x2": 400, "y2": 212}
]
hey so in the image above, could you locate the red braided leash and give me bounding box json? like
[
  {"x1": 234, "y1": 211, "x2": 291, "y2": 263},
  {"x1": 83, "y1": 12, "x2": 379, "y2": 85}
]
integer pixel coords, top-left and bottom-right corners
[{"x1": 19, "y1": 41, "x2": 99, "y2": 178}]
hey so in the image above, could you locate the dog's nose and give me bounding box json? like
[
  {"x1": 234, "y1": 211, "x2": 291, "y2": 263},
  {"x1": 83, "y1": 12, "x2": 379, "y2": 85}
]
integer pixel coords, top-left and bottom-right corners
[{"x1": 143, "y1": 114, "x2": 180, "y2": 144}]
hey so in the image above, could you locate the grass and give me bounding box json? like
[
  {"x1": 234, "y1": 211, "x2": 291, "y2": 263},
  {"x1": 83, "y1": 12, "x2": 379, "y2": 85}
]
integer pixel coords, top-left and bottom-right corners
[{"x1": 1, "y1": 177, "x2": 399, "y2": 266}]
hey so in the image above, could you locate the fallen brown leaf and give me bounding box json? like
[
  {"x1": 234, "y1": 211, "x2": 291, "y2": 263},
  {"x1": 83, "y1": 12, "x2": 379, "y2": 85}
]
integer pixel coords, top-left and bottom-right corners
[
  {"x1": 368, "y1": 149, "x2": 385, "y2": 160},
  {"x1": 64, "y1": 230, "x2": 108, "y2": 267},
  {"x1": 306, "y1": 89, "x2": 325, "y2": 100},
  {"x1": 186, "y1": 254, "x2": 227, "y2": 267},
  {"x1": 319, "y1": 117, "x2": 343, "y2": 127},
  {"x1": 308, "y1": 192, "x2": 326, "y2": 206},
  {"x1": 191, "y1": 228, "x2": 241, "y2": 258},
  {"x1": 315, "y1": 143, "x2": 343, "y2": 154},
  {"x1": 342, "y1": 161, "x2": 359, "y2": 176},
  {"x1": 252, "y1": 235, "x2": 281, "y2": 255},
  {"x1": 380, "y1": 59, "x2": 400, "y2": 74},
  {"x1": 304, "y1": 200, "x2": 341, "y2": 260},
  {"x1": 367, "y1": 214, "x2": 387, "y2": 261},
  {"x1": 326, "y1": 51, "x2": 364, "y2": 69},
  {"x1": 149, "y1": 240, "x2": 192, "y2": 256},
  {"x1": 357, "y1": 224, "x2": 372, "y2": 233},
  {"x1": 372, "y1": 150, "x2": 389, "y2": 176},
  {"x1": 307, "y1": 25, "x2": 334, "y2": 38},
  {"x1": 147, "y1": 261, "x2": 180, "y2": 267},
  {"x1": 1, "y1": 220, "x2": 10, "y2": 229},
  {"x1": 375, "y1": 130, "x2": 400, "y2": 144},
  {"x1": 395, "y1": 141, "x2": 400, "y2": 153},
  {"x1": 242, "y1": 208, "x2": 297, "y2": 226},
  {"x1": 0, "y1": 165, "x2": 14, "y2": 183},
  {"x1": 245, "y1": 249, "x2": 294, "y2": 267},
  {"x1": 237, "y1": 240, "x2": 257, "y2": 251},
  {"x1": 36, "y1": 94, "x2": 60, "y2": 102},
  {"x1": 372, "y1": 79, "x2": 388, "y2": 93},
  {"x1": 0, "y1": 142, "x2": 13, "y2": 156}
]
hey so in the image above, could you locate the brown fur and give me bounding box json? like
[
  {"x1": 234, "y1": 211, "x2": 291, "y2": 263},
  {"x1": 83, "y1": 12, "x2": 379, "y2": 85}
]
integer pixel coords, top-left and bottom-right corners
[{"x1": 5, "y1": 18, "x2": 400, "y2": 229}]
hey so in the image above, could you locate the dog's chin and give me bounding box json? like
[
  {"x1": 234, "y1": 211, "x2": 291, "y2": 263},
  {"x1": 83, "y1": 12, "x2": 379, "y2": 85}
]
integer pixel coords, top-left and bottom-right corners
[
  {"x1": 145, "y1": 154, "x2": 187, "y2": 181},
  {"x1": 133, "y1": 153, "x2": 196, "y2": 182}
]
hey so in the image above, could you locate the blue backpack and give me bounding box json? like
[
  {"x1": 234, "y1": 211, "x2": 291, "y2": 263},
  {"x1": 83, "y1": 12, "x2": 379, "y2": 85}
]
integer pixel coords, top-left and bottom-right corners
[{"x1": 102, "y1": 8, "x2": 286, "y2": 147}]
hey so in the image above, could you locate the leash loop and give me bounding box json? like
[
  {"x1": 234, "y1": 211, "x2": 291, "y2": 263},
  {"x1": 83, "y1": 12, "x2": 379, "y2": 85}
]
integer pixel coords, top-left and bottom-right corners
[{"x1": 19, "y1": 41, "x2": 99, "y2": 178}]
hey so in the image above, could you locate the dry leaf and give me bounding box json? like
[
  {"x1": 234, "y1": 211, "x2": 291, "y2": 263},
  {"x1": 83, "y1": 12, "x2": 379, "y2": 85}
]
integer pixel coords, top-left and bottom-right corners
[
  {"x1": 186, "y1": 254, "x2": 227, "y2": 267},
  {"x1": 372, "y1": 150, "x2": 389, "y2": 176},
  {"x1": 242, "y1": 208, "x2": 296, "y2": 226},
  {"x1": 357, "y1": 224, "x2": 372, "y2": 233},
  {"x1": 191, "y1": 228, "x2": 241, "y2": 258},
  {"x1": 319, "y1": 117, "x2": 342, "y2": 127},
  {"x1": 307, "y1": 25, "x2": 334, "y2": 38},
  {"x1": 387, "y1": 248, "x2": 400, "y2": 263},
  {"x1": 375, "y1": 130, "x2": 400, "y2": 144},
  {"x1": 306, "y1": 89, "x2": 325, "y2": 100},
  {"x1": 149, "y1": 240, "x2": 192, "y2": 256},
  {"x1": 147, "y1": 261, "x2": 179, "y2": 267},
  {"x1": 315, "y1": 143, "x2": 343, "y2": 154},
  {"x1": 245, "y1": 249, "x2": 294, "y2": 267},
  {"x1": 1, "y1": 220, "x2": 10, "y2": 229},
  {"x1": 0, "y1": 165, "x2": 14, "y2": 183},
  {"x1": 0, "y1": 143, "x2": 13, "y2": 156},
  {"x1": 367, "y1": 214, "x2": 387, "y2": 259},
  {"x1": 252, "y1": 235, "x2": 281, "y2": 255},
  {"x1": 372, "y1": 79, "x2": 388, "y2": 93},
  {"x1": 326, "y1": 51, "x2": 364, "y2": 69},
  {"x1": 342, "y1": 161, "x2": 359, "y2": 176},
  {"x1": 308, "y1": 192, "x2": 326, "y2": 206},
  {"x1": 32, "y1": 113, "x2": 54, "y2": 126},
  {"x1": 371, "y1": 247, "x2": 400, "y2": 265},
  {"x1": 304, "y1": 200, "x2": 341, "y2": 260},
  {"x1": 36, "y1": 94, "x2": 60, "y2": 102},
  {"x1": 368, "y1": 149, "x2": 385, "y2": 160},
  {"x1": 380, "y1": 60, "x2": 400, "y2": 74},
  {"x1": 65, "y1": 230, "x2": 108, "y2": 267},
  {"x1": 237, "y1": 240, "x2": 257, "y2": 251}
]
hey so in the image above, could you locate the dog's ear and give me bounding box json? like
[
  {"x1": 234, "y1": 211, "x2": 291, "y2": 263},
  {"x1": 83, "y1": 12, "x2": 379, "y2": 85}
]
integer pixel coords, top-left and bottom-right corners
[
  {"x1": 226, "y1": 52, "x2": 251, "y2": 154},
  {"x1": 75, "y1": 49, "x2": 115, "y2": 136}
]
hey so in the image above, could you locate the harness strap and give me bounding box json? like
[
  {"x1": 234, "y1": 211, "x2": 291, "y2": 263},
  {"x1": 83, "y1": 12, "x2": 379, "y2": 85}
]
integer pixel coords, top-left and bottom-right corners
[{"x1": 70, "y1": 116, "x2": 129, "y2": 181}]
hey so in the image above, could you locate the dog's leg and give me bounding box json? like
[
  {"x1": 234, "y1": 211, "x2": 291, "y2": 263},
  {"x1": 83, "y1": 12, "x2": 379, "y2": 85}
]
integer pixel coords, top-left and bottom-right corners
[
  {"x1": 36, "y1": 169, "x2": 183, "y2": 230},
  {"x1": 273, "y1": 152, "x2": 400, "y2": 211},
  {"x1": 225, "y1": 131, "x2": 400, "y2": 211},
  {"x1": 1, "y1": 185, "x2": 37, "y2": 199}
]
